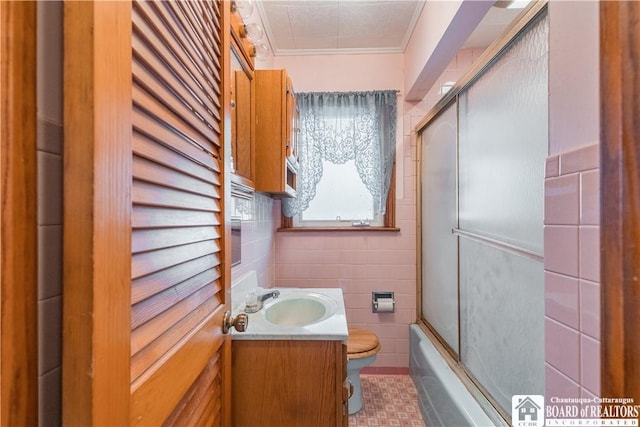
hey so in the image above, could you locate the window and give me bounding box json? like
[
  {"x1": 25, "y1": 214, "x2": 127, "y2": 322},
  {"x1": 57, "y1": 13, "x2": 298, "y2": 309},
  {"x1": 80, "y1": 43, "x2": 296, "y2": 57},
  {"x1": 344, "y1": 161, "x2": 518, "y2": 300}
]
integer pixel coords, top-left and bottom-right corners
[
  {"x1": 293, "y1": 159, "x2": 383, "y2": 227},
  {"x1": 281, "y1": 90, "x2": 398, "y2": 230}
]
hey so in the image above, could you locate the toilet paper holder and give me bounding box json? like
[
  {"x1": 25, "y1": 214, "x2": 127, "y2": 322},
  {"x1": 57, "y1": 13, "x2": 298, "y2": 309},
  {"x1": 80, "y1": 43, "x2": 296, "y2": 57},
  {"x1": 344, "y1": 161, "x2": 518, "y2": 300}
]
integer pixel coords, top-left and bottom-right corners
[{"x1": 372, "y1": 291, "x2": 395, "y2": 313}]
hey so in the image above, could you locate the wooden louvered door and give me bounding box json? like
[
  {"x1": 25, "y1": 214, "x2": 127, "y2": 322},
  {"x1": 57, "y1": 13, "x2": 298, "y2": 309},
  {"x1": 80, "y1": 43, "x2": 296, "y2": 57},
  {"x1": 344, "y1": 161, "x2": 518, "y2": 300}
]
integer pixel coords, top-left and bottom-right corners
[
  {"x1": 64, "y1": 1, "x2": 232, "y2": 425},
  {"x1": 130, "y1": 0, "x2": 230, "y2": 425}
]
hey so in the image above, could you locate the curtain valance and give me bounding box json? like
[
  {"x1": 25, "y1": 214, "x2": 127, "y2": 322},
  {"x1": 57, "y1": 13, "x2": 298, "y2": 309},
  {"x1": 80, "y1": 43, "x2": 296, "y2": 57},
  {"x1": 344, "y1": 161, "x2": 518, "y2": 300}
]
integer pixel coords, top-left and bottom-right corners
[{"x1": 282, "y1": 90, "x2": 397, "y2": 218}]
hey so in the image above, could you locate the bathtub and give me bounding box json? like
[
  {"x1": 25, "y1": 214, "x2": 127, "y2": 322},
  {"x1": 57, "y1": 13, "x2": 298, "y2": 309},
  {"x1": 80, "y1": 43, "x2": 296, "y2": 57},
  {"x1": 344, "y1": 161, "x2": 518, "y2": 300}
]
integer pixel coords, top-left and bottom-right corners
[{"x1": 409, "y1": 324, "x2": 498, "y2": 427}]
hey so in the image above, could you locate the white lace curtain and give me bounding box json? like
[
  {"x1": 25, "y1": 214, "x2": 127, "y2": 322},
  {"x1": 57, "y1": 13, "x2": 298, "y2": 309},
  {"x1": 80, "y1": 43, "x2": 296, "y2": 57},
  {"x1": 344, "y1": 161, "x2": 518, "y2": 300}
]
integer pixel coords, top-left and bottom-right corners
[{"x1": 282, "y1": 90, "x2": 397, "y2": 218}]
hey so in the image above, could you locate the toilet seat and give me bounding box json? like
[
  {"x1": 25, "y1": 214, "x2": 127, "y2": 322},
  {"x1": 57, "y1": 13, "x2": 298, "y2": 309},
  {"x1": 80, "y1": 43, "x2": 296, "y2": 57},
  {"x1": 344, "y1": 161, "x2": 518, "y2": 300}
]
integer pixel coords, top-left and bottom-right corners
[{"x1": 347, "y1": 327, "x2": 381, "y2": 359}]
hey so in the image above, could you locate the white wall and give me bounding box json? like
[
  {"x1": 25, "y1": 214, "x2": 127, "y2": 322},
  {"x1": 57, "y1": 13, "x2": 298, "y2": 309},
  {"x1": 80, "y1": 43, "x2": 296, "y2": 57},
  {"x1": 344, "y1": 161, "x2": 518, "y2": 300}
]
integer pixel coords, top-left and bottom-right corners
[
  {"x1": 545, "y1": 0, "x2": 601, "y2": 401},
  {"x1": 274, "y1": 53, "x2": 403, "y2": 92},
  {"x1": 403, "y1": 0, "x2": 492, "y2": 101},
  {"x1": 548, "y1": 0, "x2": 600, "y2": 155}
]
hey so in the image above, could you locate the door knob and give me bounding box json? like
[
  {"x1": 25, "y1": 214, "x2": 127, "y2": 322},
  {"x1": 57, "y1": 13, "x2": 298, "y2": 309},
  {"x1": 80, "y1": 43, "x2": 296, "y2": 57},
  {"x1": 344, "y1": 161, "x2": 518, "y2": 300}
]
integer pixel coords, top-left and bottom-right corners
[{"x1": 223, "y1": 311, "x2": 249, "y2": 334}]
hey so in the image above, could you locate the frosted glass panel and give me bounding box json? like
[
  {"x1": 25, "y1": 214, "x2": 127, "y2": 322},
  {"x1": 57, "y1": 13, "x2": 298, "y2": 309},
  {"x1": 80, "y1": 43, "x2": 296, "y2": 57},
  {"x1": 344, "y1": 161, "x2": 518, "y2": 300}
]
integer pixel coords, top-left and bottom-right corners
[
  {"x1": 459, "y1": 12, "x2": 548, "y2": 254},
  {"x1": 420, "y1": 104, "x2": 459, "y2": 353},
  {"x1": 460, "y1": 239, "x2": 544, "y2": 414}
]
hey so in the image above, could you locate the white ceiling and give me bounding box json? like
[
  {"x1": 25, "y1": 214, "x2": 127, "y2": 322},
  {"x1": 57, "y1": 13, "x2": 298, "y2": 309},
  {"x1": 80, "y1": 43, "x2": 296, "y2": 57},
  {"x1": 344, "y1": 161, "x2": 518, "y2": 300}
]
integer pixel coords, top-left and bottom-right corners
[
  {"x1": 255, "y1": 0, "x2": 525, "y2": 56},
  {"x1": 256, "y1": 1, "x2": 425, "y2": 55}
]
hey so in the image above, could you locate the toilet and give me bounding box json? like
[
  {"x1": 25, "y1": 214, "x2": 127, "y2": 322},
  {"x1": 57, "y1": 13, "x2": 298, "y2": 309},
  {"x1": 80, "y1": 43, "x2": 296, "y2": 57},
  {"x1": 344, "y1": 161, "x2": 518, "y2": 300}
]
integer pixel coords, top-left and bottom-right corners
[{"x1": 346, "y1": 327, "x2": 381, "y2": 414}]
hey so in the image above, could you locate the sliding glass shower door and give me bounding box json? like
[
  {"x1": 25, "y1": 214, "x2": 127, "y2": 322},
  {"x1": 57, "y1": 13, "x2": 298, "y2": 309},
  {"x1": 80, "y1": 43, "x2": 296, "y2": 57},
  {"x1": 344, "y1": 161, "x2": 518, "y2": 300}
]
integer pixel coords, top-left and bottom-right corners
[
  {"x1": 420, "y1": 102, "x2": 458, "y2": 354},
  {"x1": 419, "y1": 10, "x2": 548, "y2": 416},
  {"x1": 458, "y1": 13, "x2": 548, "y2": 411}
]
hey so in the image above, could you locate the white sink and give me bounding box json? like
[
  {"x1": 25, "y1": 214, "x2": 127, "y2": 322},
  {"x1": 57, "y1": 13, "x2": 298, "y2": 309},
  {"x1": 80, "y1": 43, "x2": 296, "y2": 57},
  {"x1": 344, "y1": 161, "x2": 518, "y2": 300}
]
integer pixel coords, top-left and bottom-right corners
[{"x1": 264, "y1": 292, "x2": 338, "y2": 327}]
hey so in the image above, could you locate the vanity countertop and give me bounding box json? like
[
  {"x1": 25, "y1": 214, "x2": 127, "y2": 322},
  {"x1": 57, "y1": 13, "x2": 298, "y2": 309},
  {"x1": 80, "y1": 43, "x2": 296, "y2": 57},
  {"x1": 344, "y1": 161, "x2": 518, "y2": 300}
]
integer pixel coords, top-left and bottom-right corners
[{"x1": 231, "y1": 287, "x2": 348, "y2": 341}]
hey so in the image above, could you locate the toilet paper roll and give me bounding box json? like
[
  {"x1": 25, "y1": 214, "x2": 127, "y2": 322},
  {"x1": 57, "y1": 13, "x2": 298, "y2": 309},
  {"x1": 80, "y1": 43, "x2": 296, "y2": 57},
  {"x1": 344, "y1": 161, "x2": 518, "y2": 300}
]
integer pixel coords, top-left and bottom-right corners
[{"x1": 374, "y1": 298, "x2": 395, "y2": 313}]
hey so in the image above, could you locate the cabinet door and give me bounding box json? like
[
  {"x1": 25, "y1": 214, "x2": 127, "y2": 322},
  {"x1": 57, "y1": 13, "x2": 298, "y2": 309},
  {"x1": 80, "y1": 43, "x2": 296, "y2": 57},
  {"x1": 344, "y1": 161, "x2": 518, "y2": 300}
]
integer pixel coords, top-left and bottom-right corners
[
  {"x1": 232, "y1": 340, "x2": 344, "y2": 426},
  {"x1": 230, "y1": 42, "x2": 255, "y2": 188},
  {"x1": 254, "y1": 69, "x2": 296, "y2": 197}
]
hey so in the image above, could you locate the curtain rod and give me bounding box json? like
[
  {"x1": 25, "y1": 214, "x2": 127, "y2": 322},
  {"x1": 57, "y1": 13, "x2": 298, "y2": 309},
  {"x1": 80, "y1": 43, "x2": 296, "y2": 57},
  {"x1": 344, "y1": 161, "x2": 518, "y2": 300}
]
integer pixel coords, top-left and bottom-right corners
[{"x1": 298, "y1": 90, "x2": 401, "y2": 94}]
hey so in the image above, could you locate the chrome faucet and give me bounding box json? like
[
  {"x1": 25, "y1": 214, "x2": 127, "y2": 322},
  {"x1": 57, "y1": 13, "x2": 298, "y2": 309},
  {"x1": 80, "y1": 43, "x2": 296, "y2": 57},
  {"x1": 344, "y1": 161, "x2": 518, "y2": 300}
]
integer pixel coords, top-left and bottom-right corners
[{"x1": 244, "y1": 288, "x2": 280, "y2": 313}]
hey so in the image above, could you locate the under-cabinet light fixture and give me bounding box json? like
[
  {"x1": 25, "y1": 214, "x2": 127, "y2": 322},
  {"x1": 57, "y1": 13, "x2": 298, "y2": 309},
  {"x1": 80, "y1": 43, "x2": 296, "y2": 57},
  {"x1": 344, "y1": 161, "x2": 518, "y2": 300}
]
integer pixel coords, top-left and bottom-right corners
[{"x1": 232, "y1": 0, "x2": 271, "y2": 61}]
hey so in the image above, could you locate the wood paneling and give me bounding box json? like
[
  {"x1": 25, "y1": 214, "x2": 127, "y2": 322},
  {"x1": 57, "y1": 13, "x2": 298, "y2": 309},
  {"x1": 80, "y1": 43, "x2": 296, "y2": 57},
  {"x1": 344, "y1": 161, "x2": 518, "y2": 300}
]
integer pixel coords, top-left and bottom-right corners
[
  {"x1": 130, "y1": 0, "x2": 229, "y2": 425},
  {"x1": 131, "y1": 311, "x2": 225, "y2": 425},
  {"x1": 64, "y1": 0, "x2": 230, "y2": 425},
  {"x1": 255, "y1": 70, "x2": 288, "y2": 194},
  {"x1": 0, "y1": 2, "x2": 38, "y2": 425},
  {"x1": 133, "y1": 112, "x2": 220, "y2": 174},
  {"x1": 162, "y1": 354, "x2": 221, "y2": 427},
  {"x1": 600, "y1": 0, "x2": 640, "y2": 402},
  {"x1": 131, "y1": 254, "x2": 219, "y2": 303},
  {"x1": 63, "y1": 3, "x2": 133, "y2": 425},
  {"x1": 133, "y1": 156, "x2": 220, "y2": 198},
  {"x1": 232, "y1": 340, "x2": 346, "y2": 427}
]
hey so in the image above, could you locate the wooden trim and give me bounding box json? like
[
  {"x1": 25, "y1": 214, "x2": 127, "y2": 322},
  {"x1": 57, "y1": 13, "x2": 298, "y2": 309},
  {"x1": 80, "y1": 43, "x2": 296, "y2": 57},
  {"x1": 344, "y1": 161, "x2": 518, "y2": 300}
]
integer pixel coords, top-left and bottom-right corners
[
  {"x1": 384, "y1": 161, "x2": 396, "y2": 228},
  {"x1": 600, "y1": 1, "x2": 640, "y2": 402},
  {"x1": 0, "y1": 2, "x2": 38, "y2": 425},
  {"x1": 221, "y1": 1, "x2": 233, "y2": 426},
  {"x1": 63, "y1": 2, "x2": 132, "y2": 425},
  {"x1": 282, "y1": 215, "x2": 293, "y2": 228},
  {"x1": 277, "y1": 227, "x2": 400, "y2": 233}
]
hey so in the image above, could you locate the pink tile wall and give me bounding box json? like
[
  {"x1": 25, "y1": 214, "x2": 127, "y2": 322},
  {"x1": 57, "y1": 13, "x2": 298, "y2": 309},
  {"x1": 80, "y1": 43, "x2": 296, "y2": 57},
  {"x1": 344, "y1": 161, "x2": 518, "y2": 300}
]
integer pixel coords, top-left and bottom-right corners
[
  {"x1": 544, "y1": 143, "x2": 600, "y2": 399},
  {"x1": 231, "y1": 193, "x2": 278, "y2": 288},
  {"x1": 276, "y1": 229, "x2": 417, "y2": 368}
]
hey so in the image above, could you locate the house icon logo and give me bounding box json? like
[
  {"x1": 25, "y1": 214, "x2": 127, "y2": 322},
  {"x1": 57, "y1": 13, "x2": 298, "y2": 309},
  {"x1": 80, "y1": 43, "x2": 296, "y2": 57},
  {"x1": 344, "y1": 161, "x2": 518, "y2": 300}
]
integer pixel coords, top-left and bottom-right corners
[{"x1": 512, "y1": 395, "x2": 544, "y2": 427}]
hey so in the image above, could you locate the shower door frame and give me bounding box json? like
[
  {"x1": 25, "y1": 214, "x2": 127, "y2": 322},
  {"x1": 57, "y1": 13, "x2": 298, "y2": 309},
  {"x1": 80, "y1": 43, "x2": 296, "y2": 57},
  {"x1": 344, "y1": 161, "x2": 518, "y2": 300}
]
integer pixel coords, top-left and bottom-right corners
[{"x1": 414, "y1": 2, "x2": 549, "y2": 424}]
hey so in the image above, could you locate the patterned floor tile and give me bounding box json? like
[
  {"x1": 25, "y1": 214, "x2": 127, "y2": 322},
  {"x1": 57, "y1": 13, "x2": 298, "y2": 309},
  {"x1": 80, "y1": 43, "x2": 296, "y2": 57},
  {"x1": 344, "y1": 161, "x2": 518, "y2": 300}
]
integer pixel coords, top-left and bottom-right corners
[{"x1": 349, "y1": 375, "x2": 427, "y2": 427}]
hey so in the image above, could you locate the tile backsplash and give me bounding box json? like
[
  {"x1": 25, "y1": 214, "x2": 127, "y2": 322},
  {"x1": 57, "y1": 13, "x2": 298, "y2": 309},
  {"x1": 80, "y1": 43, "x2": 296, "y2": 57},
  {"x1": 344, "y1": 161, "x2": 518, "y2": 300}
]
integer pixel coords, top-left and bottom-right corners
[
  {"x1": 544, "y1": 143, "x2": 601, "y2": 399},
  {"x1": 230, "y1": 193, "x2": 277, "y2": 288}
]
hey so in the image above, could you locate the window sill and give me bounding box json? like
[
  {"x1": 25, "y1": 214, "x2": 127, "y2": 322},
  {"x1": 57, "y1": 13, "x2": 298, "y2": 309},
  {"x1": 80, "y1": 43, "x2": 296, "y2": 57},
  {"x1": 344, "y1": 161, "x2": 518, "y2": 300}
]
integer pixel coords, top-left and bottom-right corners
[{"x1": 277, "y1": 227, "x2": 400, "y2": 233}]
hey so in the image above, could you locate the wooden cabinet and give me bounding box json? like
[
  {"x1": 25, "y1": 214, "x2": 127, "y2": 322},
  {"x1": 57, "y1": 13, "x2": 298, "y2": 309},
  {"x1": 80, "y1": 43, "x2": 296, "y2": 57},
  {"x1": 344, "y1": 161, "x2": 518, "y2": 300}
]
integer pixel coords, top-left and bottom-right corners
[
  {"x1": 229, "y1": 4, "x2": 256, "y2": 192},
  {"x1": 232, "y1": 340, "x2": 348, "y2": 427},
  {"x1": 255, "y1": 69, "x2": 299, "y2": 197},
  {"x1": 230, "y1": 42, "x2": 255, "y2": 189}
]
